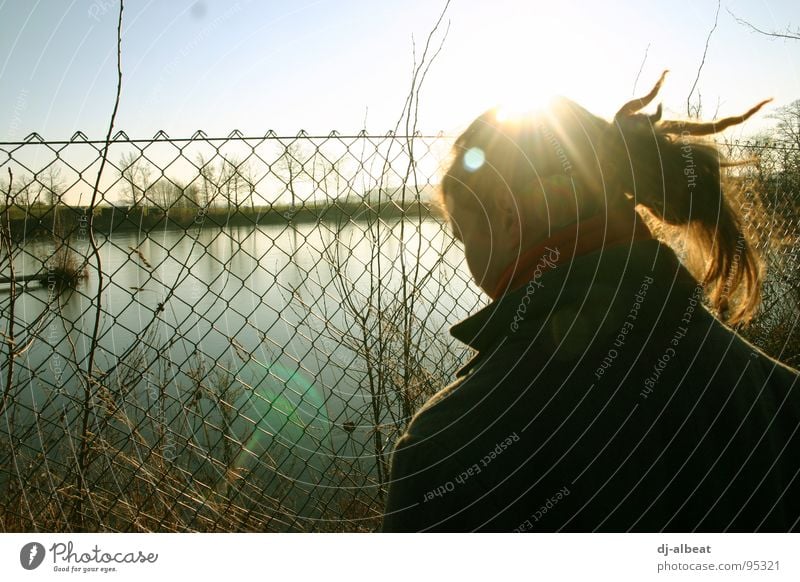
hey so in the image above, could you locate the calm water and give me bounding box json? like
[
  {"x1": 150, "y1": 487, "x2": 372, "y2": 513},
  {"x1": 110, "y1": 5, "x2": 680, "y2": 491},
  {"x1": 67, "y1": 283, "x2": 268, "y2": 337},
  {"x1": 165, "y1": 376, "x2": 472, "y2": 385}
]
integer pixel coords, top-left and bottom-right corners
[{"x1": 3, "y1": 218, "x2": 483, "y2": 508}]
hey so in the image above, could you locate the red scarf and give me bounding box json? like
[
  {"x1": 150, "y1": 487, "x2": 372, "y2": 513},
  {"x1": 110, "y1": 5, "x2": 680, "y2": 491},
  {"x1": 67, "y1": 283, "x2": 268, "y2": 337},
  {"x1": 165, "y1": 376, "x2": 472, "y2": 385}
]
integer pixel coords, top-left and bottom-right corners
[{"x1": 490, "y1": 206, "x2": 652, "y2": 300}]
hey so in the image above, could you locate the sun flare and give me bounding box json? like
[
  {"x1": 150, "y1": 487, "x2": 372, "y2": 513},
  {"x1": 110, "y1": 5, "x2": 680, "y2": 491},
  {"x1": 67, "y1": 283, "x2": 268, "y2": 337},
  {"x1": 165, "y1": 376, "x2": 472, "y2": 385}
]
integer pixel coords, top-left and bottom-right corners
[{"x1": 494, "y1": 91, "x2": 556, "y2": 124}]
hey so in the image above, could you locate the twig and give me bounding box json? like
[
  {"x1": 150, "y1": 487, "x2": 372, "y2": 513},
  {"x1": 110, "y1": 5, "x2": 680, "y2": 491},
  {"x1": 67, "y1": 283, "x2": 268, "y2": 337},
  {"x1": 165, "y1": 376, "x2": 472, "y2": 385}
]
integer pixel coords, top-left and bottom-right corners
[
  {"x1": 319, "y1": 0, "x2": 452, "y2": 495},
  {"x1": 687, "y1": 0, "x2": 720, "y2": 117},
  {"x1": 75, "y1": 0, "x2": 124, "y2": 530},
  {"x1": 632, "y1": 43, "x2": 650, "y2": 96},
  {"x1": 0, "y1": 168, "x2": 15, "y2": 417},
  {"x1": 397, "y1": 5, "x2": 450, "y2": 423},
  {"x1": 727, "y1": 8, "x2": 800, "y2": 41}
]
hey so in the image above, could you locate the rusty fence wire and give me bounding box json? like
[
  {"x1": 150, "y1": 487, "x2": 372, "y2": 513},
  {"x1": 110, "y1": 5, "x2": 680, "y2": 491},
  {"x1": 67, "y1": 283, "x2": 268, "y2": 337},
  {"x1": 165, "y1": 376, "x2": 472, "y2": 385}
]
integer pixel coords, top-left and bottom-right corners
[{"x1": 0, "y1": 131, "x2": 797, "y2": 532}]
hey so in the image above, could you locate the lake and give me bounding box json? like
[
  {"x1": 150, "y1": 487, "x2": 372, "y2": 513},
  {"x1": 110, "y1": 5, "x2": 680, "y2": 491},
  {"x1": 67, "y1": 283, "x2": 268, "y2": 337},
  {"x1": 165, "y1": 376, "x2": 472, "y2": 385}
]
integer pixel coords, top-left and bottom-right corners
[{"x1": 1, "y1": 216, "x2": 484, "y2": 526}]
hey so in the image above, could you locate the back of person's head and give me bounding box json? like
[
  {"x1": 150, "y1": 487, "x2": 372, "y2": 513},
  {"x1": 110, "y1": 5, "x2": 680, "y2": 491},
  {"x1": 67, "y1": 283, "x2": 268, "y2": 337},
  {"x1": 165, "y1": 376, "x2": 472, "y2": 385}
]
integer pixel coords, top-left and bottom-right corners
[{"x1": 441, "y1": 71, "x2": 770, "y2": 323}]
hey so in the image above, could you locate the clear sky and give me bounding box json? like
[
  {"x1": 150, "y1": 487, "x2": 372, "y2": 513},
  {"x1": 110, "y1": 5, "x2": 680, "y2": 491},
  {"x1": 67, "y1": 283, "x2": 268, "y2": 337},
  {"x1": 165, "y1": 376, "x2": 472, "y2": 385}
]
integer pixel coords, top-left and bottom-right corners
[{"x1": 1, "y1": 0, "x2": 799, "y2": 141}]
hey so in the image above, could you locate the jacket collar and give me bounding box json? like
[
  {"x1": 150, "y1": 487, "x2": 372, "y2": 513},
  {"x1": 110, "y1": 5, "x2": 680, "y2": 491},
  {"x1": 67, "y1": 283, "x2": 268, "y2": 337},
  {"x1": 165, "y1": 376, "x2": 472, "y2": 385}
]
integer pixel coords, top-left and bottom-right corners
[{"x1": 450, "y1": 239, "x2": 697, "y2": 377}]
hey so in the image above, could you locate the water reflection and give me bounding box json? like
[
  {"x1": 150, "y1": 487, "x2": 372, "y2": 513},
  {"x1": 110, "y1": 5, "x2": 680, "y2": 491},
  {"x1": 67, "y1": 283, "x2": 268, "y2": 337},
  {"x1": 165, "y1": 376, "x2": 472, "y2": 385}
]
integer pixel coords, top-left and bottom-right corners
[{"x1": 2, "y1": 219, "x2": 483, "y2": 513}]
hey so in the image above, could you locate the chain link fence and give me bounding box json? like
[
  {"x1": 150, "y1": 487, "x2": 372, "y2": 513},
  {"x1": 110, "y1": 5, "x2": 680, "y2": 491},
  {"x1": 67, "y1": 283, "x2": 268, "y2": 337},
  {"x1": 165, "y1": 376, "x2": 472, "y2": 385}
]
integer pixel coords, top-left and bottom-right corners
[{"x1": 0, "y1": 131, "x2": 798, "y2": 532}]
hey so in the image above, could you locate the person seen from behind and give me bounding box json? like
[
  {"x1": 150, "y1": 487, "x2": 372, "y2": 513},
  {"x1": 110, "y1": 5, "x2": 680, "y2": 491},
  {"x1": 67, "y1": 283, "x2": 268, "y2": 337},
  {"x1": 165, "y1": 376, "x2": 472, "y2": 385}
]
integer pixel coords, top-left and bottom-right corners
[{"x1": 381, "y1": 72, "x2": 800, "y2": 532}]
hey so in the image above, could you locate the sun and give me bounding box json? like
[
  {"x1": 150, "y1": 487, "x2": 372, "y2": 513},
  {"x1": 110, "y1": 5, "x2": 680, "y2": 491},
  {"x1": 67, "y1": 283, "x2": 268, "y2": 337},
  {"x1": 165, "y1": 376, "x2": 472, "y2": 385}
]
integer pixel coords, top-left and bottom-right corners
[
  {"x1": 432, "y1": 6, "x2": 626, "y2": 133},
  {"x1": 494, "y1": 90, "x2": 557, "y2": 124}
]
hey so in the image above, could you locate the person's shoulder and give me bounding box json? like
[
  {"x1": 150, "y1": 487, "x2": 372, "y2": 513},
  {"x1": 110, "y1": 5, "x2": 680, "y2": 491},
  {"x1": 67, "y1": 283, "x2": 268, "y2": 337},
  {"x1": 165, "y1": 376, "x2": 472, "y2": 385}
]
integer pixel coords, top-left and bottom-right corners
[
  {"x1": 403, "y1": 375, "x2": 471, "y2": 443},
  {"x1": 702, "y1": 311, "x2": 800, "y2": 381},
  {"x1": 744, "y1": 334, "x2": 800, "y2": 387}
]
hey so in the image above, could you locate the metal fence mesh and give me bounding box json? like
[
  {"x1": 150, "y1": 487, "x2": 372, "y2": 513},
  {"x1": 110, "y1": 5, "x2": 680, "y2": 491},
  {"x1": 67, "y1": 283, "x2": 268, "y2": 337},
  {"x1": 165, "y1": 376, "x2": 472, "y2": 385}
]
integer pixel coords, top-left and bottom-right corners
[{"x1": 0, "y1": 132, "x2": 798, "y2": 532}]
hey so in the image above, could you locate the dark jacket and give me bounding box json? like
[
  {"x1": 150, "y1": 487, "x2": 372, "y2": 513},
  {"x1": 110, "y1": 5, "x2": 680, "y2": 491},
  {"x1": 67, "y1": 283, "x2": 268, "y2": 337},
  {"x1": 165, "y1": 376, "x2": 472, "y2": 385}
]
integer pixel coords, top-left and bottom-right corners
[{"x1": 381, "y1": 240, "x2": 800, "y2": 532}]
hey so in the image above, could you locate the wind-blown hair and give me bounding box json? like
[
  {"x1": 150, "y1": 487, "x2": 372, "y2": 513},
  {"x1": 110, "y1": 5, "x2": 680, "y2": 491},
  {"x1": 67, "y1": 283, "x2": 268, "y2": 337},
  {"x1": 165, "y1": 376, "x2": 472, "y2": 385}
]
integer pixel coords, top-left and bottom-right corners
[{"x1": 441, "y1": 71, "x2": 770, "y2": 323}]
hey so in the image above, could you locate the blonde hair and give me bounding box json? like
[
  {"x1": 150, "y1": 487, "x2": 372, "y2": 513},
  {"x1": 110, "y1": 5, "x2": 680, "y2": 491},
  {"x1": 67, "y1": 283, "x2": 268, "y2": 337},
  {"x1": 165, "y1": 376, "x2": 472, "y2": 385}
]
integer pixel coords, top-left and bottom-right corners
[{"x1": 441, "y1": 71, "x2": 771, "y2": 323}]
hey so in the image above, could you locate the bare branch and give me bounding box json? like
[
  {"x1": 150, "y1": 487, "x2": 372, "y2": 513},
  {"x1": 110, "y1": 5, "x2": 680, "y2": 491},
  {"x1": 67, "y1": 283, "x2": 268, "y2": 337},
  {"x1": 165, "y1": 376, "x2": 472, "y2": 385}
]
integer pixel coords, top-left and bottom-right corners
[
  {"x1": 0, "y1": 169, "x2": 15, "y2": 417},
  {"x1": 631, "y1": 43, "x2": 650, "y2": 96},
  {"x1": 392, "y1": 0, "x2": 452, "y2": 135},
  {"x1": 77, "y1": 0, "x2": 124, "y2": 530},
  {"x1": 687, "y1": 0, "x2": 721, "y2": 118},
  {"x1": 728, "y1": 8, "x2": 800, "y2": 41}
]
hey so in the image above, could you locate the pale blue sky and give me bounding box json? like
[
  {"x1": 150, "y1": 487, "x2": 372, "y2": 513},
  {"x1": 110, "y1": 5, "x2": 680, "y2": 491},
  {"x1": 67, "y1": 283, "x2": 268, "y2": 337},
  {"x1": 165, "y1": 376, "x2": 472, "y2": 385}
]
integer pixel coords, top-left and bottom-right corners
[{"x1": 1, "y1": 0, "x2": 798, "y2": 140}]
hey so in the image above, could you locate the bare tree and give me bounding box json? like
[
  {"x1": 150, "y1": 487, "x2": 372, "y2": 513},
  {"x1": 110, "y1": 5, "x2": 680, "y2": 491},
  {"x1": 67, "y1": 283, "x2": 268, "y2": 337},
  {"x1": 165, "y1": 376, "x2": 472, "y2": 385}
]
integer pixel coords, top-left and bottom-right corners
[
  {"x1": 276, "y1": 142, "x2": 306, "y2": 210},
  {"x1": 196, "y1": 155, "x2": 246, "y2": 211},
  {"x1": 41, "y1": 164, "x2": 63, "y2": 207},
  {"x1": 318, "y1": 0, "x2": 453, "y2": 495},
  {"x1": 770, "y1": 100, "x2": 800, "y2": 150},
  {"x1": 197, "y1": 153, "x2": 217, "y2": 207},
  {"x1": 221, "y1": 156, "x2": 242, "y2": 212},
  {"x1": 119, "y1": 151, "x2": 152, "y2": 208},
  {"x1": 765, "y1": 101, "x2": 800, "y2": 207},
  {"x1": 148, "y1": 178, "x2": 184, "y2": 211},
  {"x1": 238, "y1": 159, "x2": 259, "y2": 212},
  {"x1": 312, "y1": 152, "x2": 344, "y2": 205},
  {"x1": 182, "y1": 182, "x2": 201, "y2": 208},
  {"x1": 6, "y1": 173, "x2": 40, "y2": 208}
]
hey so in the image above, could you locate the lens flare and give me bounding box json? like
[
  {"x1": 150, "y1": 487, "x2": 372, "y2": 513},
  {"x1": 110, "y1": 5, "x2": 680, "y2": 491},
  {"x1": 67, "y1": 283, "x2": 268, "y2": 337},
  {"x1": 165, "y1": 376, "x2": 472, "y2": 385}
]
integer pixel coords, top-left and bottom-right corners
[
  {"x1": 233, "y1": 359, "x2": 329, "y2": 475},
  {"x1": 494, "y1": 106, "x2": 525, "y2": 123},
  {"x1": 463, "y1": 147, "x2": 485, "y2": 172},
  {"x1": 494, "y1": 93, "x2": 555, "y2": 125}
]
